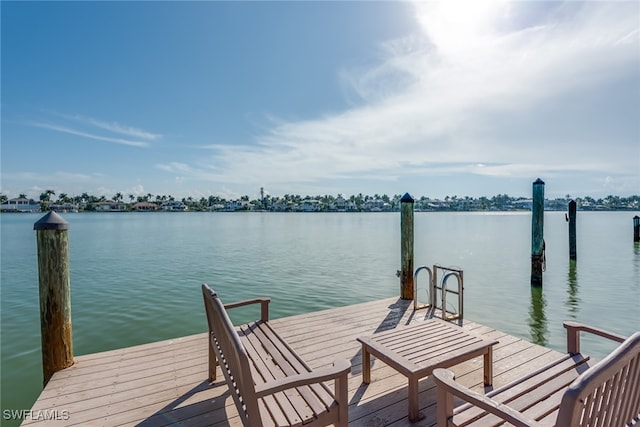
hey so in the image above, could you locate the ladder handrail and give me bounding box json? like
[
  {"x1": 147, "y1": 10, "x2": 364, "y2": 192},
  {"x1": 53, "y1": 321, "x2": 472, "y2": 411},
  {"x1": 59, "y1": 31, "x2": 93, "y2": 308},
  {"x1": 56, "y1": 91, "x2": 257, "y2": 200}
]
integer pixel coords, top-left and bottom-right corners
[
  {"x1": 413, "y1": 266, "x2": 433, "y2": 311},
  {"x1": 440, "y1": 270, "x2": 463, "y2": 325},
  {"x1": 414, "y1": 264, "x2": 464, "y2": 324}
]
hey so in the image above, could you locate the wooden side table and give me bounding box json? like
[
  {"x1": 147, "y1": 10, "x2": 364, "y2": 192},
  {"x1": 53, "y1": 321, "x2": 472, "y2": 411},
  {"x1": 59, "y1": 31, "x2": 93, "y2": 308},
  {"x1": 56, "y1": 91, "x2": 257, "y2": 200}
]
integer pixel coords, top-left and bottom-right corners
[{"x1": 357, "y1": 318, "x2": 498, "y2": 422}]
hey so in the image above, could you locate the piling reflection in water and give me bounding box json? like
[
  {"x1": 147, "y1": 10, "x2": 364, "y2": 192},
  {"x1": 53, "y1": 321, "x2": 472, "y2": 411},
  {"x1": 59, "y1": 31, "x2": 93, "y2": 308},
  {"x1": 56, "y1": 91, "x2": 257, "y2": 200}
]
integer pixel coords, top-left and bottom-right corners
[
  {"x1": 566, "y1": 260, "x2": 579, "y2": 318},
  {"x1": 529, "y1": 285, "x2": 548, "y2": 346}
]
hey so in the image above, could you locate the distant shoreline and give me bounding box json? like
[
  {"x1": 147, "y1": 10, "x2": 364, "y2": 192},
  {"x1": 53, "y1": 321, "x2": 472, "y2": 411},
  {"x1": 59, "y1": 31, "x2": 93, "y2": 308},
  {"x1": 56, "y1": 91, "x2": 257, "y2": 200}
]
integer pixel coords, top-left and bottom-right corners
[
  {"x1": 2, "y1": 206, "x2": 638, "y2": 214},
  {"x1": 2, "y1": 192, "x2": 638, "y2": 214}
]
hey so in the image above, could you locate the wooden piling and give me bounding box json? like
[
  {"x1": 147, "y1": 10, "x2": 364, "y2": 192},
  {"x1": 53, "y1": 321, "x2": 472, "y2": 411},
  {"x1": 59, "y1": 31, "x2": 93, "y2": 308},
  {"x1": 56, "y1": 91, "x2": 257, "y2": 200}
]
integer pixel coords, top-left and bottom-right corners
[
  {"x1": 568, "y1": 200, "x2": 577, "y2": 260},
  {"x1": 531, "y1": 178, "x2": 545, "y2": 287},
  {"x1": 34, "y1": 211, "x2": 74, "y2": 386},
  {"x1": 400, "y1": 193, "x2": 414, "y2": 300},
  {"x1": 634, "y1": 215, "x2": 640, "y2": 243}
]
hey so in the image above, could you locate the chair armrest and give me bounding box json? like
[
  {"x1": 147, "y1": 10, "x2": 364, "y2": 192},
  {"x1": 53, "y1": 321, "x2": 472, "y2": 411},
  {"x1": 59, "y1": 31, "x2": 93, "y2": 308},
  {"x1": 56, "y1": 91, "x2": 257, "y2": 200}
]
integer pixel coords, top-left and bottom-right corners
[
  {"x1": 254, "y1": 359, "x2": 351, "y2": 398},
  {"x1": 224, "y1": 297, "x2": 271, "y2": 322},
  {"x1": 563, "y1": 321, "x2": 626, "y2": 354},
  {"x1": 432, "y1": 368, "x2": 542, "y2": 427}
]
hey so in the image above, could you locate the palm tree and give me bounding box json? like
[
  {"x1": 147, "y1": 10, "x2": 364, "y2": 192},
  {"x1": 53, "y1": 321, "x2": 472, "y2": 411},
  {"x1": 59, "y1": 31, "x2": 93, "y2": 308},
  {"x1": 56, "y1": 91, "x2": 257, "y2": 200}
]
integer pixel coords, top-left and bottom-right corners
[
  {"x1": 39, "y1": 189, "x2": 55, "y2": 211},
  {"x1": 199, "y1": 197, "x2": 207, "y2": 210}
]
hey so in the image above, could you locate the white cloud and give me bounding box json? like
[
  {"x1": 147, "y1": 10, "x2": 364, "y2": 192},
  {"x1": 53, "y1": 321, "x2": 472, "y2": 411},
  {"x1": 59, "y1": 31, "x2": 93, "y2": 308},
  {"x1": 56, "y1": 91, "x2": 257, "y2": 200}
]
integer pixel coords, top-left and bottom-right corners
[
  {"x1": 27, "y1": 112, "x2": 161, "y2": 148},
  {"x1": 125, "y1": 184, "x2": 146, "y2": 197},
  {"x1": 166, "y1": 1, "x2": 639, "y2": 195},
  {"x1": 156, "y1": 162, "x2": 193, "y2": 174},
  {"x1": 31, "y1": 122, "x2": 151, "y2": 148},
  {"x1": 58, "y1": 114, "x2": 163, "y2": 140},
  {"x1": 2, "y1": 170, "x2": 94, "y2": 184}
]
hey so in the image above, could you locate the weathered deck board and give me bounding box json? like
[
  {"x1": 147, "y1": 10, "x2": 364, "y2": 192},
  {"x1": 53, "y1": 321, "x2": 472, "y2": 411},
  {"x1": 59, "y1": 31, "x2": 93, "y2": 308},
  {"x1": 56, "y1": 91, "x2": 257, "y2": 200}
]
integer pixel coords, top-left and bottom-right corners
[{"x1": 21, "y1": 297, "x2": 566, "y2": 427}]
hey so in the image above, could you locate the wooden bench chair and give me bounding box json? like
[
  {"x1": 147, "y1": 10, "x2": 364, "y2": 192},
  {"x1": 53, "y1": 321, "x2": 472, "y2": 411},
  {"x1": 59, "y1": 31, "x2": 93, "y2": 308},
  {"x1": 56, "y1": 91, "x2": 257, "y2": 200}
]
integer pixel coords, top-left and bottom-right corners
[
  {"x1": 433, "y1": 321, "x2": 639, "y2": 426},
  {"x1": 201, "y1": 284, "x2": 351, "y2": 427}
]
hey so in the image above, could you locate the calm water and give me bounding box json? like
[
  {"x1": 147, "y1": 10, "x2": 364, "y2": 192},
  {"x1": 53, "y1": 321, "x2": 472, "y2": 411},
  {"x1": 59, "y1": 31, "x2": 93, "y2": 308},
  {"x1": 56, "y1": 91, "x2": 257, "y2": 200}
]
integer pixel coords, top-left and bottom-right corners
[{"x1": 1, "y1": 211, "x2": 639, "y2": 423}]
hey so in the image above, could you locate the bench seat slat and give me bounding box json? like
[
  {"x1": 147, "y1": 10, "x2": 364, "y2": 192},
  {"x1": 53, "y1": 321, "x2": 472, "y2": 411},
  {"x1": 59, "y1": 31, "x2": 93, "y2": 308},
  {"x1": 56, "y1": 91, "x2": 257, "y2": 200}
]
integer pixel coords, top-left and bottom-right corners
[
  {"x1": 239, "y1": 322, "x2": 316, "y2": 425},
  {"x1": 520, "y1": 386, "x2": 573, "y2": 423},
  {"x1": 259, "y1": 395, "x2": 292, "y2": 427},
  {"x1": 252, "y1": 321, "x2": 336, "y2": 408},
  {"x1": 246, "y1": 322, "x2": 336, "y2": 418},
  {"x1": 467, "y1": 382, "x2": 578, "y2": 427},
  {"x1": 457, "y1": 376, "x2": 582, "y2": 427},
  {"x1": 452, "y1": 354, "x2": 592, "y2": 426}
]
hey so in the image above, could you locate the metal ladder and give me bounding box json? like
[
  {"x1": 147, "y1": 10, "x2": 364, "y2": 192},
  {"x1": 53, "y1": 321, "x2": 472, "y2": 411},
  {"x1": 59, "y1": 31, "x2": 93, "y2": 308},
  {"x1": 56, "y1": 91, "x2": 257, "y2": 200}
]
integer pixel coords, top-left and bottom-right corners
[{"x1": 413, "y1": 264, "x2": 464, "y2": 325}]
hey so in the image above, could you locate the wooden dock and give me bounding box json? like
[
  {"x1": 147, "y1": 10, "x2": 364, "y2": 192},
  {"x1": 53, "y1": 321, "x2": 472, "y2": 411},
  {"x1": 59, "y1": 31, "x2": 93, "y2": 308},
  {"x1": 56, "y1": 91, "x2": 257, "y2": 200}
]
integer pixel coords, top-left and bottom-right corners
[{"x1": 22, "y1": 297, "x2": 566, "y2": 426}]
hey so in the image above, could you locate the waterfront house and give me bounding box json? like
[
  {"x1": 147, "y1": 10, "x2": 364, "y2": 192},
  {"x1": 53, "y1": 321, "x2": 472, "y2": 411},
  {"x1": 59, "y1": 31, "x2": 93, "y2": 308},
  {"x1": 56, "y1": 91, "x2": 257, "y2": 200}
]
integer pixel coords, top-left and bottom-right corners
[
  {"x1": 512, "y1": 199, "x2": 533, "y2": 210},
  {"x1": 301, "y1": 198, "x2": 320, "y2": 212},
  {"x1": 161, "y1": 201, "x2": 187, "y2": 211},
  {"x1": 49, "y1": 202, "x2": 79, "y2": 213},
  {"x1": 0, "y1": 197, "x2": 41, "y2": 212},
  {"x1": 223, "y1": 200, "x2": 242, "y2": 211},
  {"x1": 365, "y1": 198, "x2": 390, "y2": 212},
  {"x1": 223, "y1": 200, "x2": 251, "y2": 211},
  {"x1": 95, "y1": 201, "x2": 127, "y2": 212},
  {"x1": 426, "y1": 199, "x2": 449, "y2": 211},
  {"x1": 133, "y1": 201, "x2": 159, "y2": 212},
  {"x1": 268, "y1": 200, "x2": 288, "y2": 212},
  {"x1": 334, "y1": 195, "x2": 347, "y2": 211}
]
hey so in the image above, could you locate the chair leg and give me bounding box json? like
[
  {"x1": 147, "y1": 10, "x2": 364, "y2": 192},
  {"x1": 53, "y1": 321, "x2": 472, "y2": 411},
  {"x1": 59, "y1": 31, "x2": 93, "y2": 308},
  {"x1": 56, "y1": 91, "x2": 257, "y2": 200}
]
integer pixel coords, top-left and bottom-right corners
[
  {"x1": 335, "y1": 370, "x2": 349, "y2": 426},
  {"x1": 437, "y1": 384, "x2": 453, "y2": 427}
]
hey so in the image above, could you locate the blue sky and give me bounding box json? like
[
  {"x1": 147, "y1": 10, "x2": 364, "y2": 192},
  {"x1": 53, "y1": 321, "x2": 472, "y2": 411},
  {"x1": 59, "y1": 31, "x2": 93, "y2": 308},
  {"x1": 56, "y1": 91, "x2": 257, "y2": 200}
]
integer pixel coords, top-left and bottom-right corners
[{"x1": 2, "y1": 1, "x2": 639, "y2": 201}]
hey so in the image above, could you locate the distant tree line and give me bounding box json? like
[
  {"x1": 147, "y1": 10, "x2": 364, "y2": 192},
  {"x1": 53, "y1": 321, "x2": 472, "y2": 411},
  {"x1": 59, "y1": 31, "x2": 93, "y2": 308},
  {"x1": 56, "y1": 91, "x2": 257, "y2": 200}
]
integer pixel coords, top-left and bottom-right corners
[{"x1": 1, "y1": 190, "x2": 638, "y2": 212}]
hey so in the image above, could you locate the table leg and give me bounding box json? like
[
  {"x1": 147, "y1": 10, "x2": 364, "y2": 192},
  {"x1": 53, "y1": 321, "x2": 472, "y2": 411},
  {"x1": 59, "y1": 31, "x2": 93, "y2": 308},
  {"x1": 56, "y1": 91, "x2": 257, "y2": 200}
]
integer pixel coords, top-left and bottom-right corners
[
  {"x1": 408, "y1": 376, "x2": 421, "y2": 422},
  {"x1": 483, "y1": 346, "x2": 493, "y2": 386},
  {"x1": 362, "y1": 344, "x2": 371, "y2": 384}
]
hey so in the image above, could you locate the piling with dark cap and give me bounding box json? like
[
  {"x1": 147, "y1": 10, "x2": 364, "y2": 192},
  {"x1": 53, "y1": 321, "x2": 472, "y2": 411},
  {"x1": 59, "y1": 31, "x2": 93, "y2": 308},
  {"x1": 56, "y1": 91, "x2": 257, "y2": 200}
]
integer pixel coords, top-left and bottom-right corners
[
  {"x1": 400, "y1": 193, "x2": 414, "y2": 299},
  {"x1": 634, "y1": 216, "x2": 640, "y2": 243},
  {"x1": 531, "y1": 179, "x2": 545, "y2": 287},
  {"x1": 568, "y1": 200, "x2": 577, "y2": 260},
  {"x1": 34, "y1": 211, "x2": 74, "y2": 385}
]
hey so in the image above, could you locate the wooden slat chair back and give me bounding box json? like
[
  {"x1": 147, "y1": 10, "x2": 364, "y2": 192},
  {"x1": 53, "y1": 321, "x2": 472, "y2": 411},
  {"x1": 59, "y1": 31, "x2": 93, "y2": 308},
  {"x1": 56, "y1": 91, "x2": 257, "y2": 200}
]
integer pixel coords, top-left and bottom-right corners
[
  {"x1": 556, "y1": 331, "x2": 640, "y2": 426},
  {"x1": 202, "y1": 286, "x2": 261, "y2": 423},
  {"x1": 433, "y1": 322, "x2": 639, "y2": 427},
  {"x1": 202, "y1": 284, "x2": 350, "y2": 427}
]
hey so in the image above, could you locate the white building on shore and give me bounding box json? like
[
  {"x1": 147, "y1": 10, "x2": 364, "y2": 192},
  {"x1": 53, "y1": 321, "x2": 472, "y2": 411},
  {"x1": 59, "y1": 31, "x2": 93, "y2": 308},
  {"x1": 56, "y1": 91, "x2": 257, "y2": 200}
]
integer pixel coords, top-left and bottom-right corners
[{"x1": 0, "y1": 197, "x2": 41, "y2": 212}]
